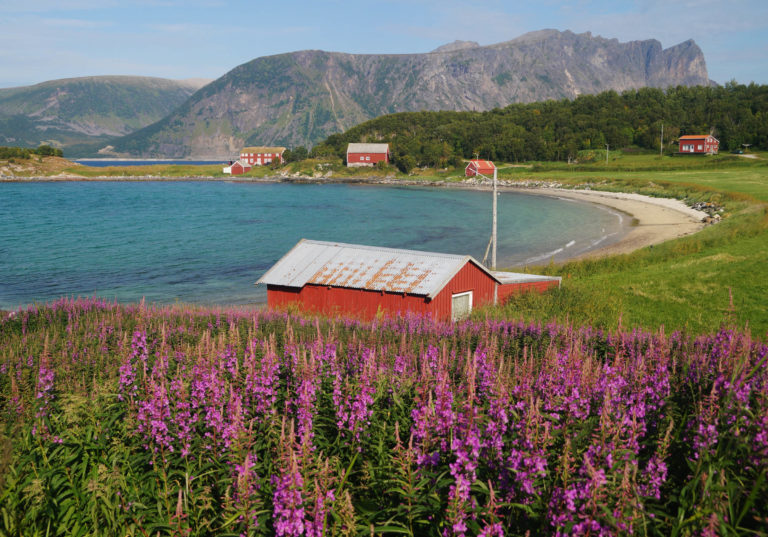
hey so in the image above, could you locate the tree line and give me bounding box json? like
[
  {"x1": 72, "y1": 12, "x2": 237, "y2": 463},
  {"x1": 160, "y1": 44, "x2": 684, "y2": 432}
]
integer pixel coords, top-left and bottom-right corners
[
  {"x1": 0, "y1": 145, "x2": 63, "y2": 160},
  {"x1": 309, "y1": 82, "x2": 768, "y2": 170}
]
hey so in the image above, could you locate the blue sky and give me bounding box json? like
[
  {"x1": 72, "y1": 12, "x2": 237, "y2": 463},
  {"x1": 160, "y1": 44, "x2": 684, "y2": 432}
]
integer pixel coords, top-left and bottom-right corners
[{"x1": 1, "y1": 0, "x2": 766, "y2": 88}]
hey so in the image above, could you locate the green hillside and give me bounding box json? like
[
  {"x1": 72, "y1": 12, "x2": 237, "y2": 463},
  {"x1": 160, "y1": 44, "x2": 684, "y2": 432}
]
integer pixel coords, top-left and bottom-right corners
[
  {"x1": 315, "y1": 83, "x2": 768, "y2": 170},
  {"x1": 0, "y1": 76, "x2": 206, "y2": 153}
]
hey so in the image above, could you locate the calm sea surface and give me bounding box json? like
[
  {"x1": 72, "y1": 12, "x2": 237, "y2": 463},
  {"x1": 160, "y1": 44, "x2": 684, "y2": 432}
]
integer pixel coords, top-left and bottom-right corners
[{"x1": 0, "y1": 181, "x2": 626, "y2": 309}]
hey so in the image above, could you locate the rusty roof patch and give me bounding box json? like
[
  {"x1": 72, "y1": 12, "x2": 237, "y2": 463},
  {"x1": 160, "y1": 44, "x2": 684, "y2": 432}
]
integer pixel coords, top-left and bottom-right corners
[{"x1": 256, "y1": 239, "x2": 502, "y2": 298}]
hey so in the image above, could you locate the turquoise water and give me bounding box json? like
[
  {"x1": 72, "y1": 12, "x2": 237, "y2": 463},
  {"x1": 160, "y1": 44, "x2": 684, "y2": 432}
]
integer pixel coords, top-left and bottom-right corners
[{"x1": 0, "y1": 181, "x2": 626, "y2": 308}]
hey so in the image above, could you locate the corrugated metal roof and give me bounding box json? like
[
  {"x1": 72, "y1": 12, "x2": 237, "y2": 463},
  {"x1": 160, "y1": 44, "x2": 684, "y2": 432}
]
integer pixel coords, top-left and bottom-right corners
[
  {"x1": 241, "y1": 146, "x2": 286, "y2": 153},
  {"x1": 491, "y1": 271, "x2": 561, "y2": 285},
  {"x1": 346, "y1": 143, "x2": 390, "y2": 154},
  {"x1": 467, "y1": 159, "x2": 496, "y2": 169},
  {"x1": 257, "y1": 239, "x2": 498, "y2": 298},
  {"x1": 678, "y1": 135, "x2": 717, "y2": 141}
]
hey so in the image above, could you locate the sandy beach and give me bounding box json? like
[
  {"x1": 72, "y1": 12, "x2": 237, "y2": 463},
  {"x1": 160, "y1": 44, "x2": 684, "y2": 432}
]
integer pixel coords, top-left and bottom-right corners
[{"x1": 521, "y1": 188, "x2": 710, "y2": 260}]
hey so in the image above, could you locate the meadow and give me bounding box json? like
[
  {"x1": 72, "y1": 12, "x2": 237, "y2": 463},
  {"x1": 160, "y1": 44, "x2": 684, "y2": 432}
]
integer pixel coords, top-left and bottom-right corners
[
  {"x1": 1, "y1": 298, "x2": 767, "y2": 536},
  {"x1": 2, "y1": 153, "x2": 768, "y2": 535},
  {"x1": 491, "y1": 153, "x2": 768, "y2": 337}
]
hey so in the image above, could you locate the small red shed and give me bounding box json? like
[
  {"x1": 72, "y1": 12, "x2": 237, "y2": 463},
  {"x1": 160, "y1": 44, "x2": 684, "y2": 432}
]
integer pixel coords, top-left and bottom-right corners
[
  {"x1": 346, "y1": 143, "x2": 390, "y2": 167},
  {"x1": 256, "y1": 240, "x2": 561, "y2": 321},
  {"x1": 678, "y1": 135, "x2": 719, "y2": 155},
  {"x1": 223, "y1": 159, "x2": 252, "y2": 175},
  {"x1": 465, "y1": 159, "x2": 496, "y2": 177}
]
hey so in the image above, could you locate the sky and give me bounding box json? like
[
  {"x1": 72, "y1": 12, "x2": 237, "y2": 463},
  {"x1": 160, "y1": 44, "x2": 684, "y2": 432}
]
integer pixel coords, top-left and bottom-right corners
[{"x1": 1, "y1": 0, "x2": 766, "y2": 89}]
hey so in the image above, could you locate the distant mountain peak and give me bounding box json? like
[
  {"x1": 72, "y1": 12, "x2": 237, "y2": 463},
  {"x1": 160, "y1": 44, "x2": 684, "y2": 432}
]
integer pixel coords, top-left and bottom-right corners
[{"x1": 431, "y1": 40, "x2": 480, "y2": 53}]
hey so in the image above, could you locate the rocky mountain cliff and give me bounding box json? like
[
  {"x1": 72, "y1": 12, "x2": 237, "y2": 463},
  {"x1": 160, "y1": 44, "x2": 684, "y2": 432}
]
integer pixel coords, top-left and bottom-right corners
[
  {"x1": 108, "y1": 30, "x2": 710, "y2": 157},
  {"x1": 0, "y1": 76, "x2": 208, "y2": 150}
]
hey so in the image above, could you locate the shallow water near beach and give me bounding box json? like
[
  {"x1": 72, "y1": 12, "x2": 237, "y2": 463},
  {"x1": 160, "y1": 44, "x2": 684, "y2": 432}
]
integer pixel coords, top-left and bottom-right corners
[{"x1": 0, "y1": 181, "x2": 626, "y2": 308}]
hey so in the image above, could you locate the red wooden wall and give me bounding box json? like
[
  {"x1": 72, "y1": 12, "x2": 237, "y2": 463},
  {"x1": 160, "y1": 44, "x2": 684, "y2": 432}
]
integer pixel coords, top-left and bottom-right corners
[
  {"x1": 347, "y1": 152, "x2": 389, "y2": 166},
  {"x1": 267, "y1": 261, "x2": 496, "y2": 320},
  {"x1": 497, "y1": 279, "x2": 560, "y2": 303}
]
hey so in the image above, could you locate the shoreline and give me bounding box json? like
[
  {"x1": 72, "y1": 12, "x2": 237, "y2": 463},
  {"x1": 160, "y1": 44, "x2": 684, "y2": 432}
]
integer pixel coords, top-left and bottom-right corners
[
  {"x1": 1, "y1": 174, "x2": 711, "y2": 263},
  {"x1": 512, "y1": 188, "x2": 709, "y2": 261}
]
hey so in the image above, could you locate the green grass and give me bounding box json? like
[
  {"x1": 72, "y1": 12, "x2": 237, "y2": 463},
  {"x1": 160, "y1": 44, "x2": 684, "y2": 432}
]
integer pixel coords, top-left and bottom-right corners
[
  {"x1": 63, "y1": 163, "x2": 227, "y2": 178},
  {"x1": 484, "y1": 154, "x2": 768, "y2": 337}
]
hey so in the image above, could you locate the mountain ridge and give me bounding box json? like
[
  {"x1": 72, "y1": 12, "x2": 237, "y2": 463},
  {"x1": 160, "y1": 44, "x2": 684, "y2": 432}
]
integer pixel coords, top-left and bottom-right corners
[
  {"x1": 0, "y1": 76, "x2": 209, "y2": 150},
  {"x1": 107, "y1": 30, "x2": 710, "y2": 158}
]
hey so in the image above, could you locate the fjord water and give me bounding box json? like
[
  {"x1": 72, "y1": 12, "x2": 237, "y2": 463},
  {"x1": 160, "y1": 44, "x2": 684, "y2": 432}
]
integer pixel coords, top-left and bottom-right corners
[{"x1": 0, "y1": 181, "x2": 625, "y2": 308}]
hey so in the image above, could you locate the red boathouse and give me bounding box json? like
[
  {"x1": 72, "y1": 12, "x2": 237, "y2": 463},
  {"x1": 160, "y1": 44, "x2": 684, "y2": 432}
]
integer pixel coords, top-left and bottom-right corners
[
  {"x1": 222, "y1": 159, "x2": 252, "y2": 175},
  {"x1": 465, "y1": 159, "x2": 496, "y2": 177},
  {"x1": 346, "y1": 143, "x2": 390, "y2": 167},
  {"x1": 256, "y1": 240, "x2": 561, "y2": 321},
  {"x1": 678, "y1": 135, "x2": 719, "y2": 155}
]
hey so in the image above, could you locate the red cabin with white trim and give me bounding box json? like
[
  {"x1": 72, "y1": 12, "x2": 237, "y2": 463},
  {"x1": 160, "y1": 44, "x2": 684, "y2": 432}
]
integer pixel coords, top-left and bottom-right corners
[
  {"x1": 678, "y1": 135, "x2": 719, "y2": 155},
  {"x1": 346, "y1": 143, "x2": 390, "y2": 167},
  {"x1": 465, "y1": 159, "x2": 496, "y2": 177},
  {"x1": 240, "y1": 146, "x2": 286, "y2": 166}
]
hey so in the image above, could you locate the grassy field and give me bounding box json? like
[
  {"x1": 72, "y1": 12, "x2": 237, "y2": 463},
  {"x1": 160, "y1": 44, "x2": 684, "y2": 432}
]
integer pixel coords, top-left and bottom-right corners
[{"x1": 488, "y1": 153, "x2": 768, "y2": 337}]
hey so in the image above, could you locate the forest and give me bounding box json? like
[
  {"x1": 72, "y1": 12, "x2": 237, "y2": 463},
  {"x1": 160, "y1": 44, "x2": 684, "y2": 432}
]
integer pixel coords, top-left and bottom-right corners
[
  {"x1": 0, "y1": 144, "x2": 63, "y2": 159},
  {"x1": 311, "y1": 82, "x2": 768, "y2": 171}
]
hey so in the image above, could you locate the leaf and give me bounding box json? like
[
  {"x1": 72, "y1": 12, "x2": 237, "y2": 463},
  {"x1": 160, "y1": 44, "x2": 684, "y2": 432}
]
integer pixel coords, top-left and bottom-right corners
[{"x1": 372, "y1": 524, "x2": 413, "y2": 534}]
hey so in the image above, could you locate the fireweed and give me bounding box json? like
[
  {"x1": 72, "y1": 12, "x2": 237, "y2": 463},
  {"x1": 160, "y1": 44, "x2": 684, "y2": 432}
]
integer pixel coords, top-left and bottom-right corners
[{"x1": 1, "y1": 298, "x2": 767, "y2": 536}]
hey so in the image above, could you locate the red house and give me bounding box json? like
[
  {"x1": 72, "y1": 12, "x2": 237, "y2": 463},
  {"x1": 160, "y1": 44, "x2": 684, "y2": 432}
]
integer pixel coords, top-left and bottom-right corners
[
  {"x1": 346, "y1": 143, "x2": 390, "y2": 167},
  {"x1": 240, "y1": 146, "x2": 286, "y2": 166},
  {"x1": 222, "y1": 159, "x2": 252, "y2": 175},
  {"x1": 678, "y1": 135, "x2": 719, "y2": 155},
  {"x1": 256, "y1": 240, "x2": 560, "y2": 321},
  {"x1": 465, "y1": 159, "x2": 496, "y2": 177}
]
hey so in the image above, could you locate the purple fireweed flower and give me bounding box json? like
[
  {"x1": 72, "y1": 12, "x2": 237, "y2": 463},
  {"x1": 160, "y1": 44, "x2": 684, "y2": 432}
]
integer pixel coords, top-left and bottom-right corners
[
  {"x1": 445, "y1": 402, "x2": 482, "y2": 537},
  {"x1": 244, "y1": 338, "x2": 280, "y2": 420},
  {"x1": 232, "y1": 452, "x2": 260, "y2": 530},
  {"x1": 136, "y1": 377, "x2": 173, "y2": 454},
  {"x1": 272, "y1": 459, "x2": 305, "y2": 536},
  {"x1": 33, "y1": 363, "x2": 56, "y2": 438},
  {"x1": 333, "y1": 347, "x2": 375, "y2": 448},
  {"x1": 305, "y1": 489, "x2": 335, "y2": 537},
  {"x1": 131, "y1": 330, "x2": 149, "y2": 374}
]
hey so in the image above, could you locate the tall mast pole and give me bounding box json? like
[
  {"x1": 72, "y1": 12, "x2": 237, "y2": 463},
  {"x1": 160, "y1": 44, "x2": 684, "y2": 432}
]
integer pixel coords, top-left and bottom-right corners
[
  {"x1": 492, "y1": 165, "x2": 497, "y2": 271},
  {"x1": 660, "y1": 122, "x2": 664, "y2": 158}
]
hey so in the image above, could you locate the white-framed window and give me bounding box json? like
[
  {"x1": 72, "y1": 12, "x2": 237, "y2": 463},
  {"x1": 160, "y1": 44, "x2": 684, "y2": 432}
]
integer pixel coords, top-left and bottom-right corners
[
  {"x1": 360, "y1": 156, "x2": 365, "y2": 161},
  {"x1": 365, "y1": 156, "x2": 370, "y2": 161},
  {"x1": 697, "y1": 145, "x2": 703, "y2": 150},
  {"x1": 451, "y1": 291, "x2": 473, "y2": 321}
]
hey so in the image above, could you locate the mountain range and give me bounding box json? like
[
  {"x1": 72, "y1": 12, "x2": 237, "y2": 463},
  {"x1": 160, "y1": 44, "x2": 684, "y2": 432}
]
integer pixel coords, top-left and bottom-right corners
[
  {"x1": 0, "y1": 30, "x2": 711, "y2": 158},
  {"x1": 0, "y1": 76, "x2": 208, "y2": 152}
]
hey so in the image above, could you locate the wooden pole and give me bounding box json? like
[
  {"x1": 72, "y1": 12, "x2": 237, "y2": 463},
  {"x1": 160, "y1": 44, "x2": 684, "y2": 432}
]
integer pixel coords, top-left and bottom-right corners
[
  {"x1": 492, "y1": 166, "x2": 497, "y2": 271},
  {"x1": 660, "y1": 122, "x2": 664, "y2": 158}
]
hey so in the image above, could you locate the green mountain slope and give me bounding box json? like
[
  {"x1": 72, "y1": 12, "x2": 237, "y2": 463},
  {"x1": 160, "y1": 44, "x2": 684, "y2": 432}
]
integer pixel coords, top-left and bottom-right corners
[
  {"x1": 108, "y1": 30, "x2": 711, "y2": 158},
  {"x1": 0, "y1": 76, "x2": 208, "y2": 153}
]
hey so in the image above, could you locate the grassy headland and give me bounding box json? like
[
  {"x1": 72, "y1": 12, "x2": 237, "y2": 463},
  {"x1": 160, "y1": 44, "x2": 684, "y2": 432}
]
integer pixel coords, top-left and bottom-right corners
[{"x1": 485, "y1": 153, "x2": 768, "y2": 336}]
